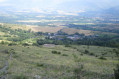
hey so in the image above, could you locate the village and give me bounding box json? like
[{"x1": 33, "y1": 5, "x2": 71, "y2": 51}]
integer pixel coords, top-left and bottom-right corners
[{"x1": 44, "y1": 31, "x2": 99, "y2": 41}]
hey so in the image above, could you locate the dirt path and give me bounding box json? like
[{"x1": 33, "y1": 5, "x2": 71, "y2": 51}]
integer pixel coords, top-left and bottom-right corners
[{"x1": 0, "y1": 53, "x2": 12, "y2": 79}]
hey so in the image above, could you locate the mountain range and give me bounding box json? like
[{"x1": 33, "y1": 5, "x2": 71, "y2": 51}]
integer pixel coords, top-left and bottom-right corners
[{"x1": 0, "y1": 5, "x2": 119, "y2": 18}]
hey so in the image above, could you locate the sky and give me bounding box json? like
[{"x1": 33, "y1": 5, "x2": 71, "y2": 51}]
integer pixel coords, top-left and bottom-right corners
[{"x1": 0, "y1": 0, "x2": 119, "y2": 13}]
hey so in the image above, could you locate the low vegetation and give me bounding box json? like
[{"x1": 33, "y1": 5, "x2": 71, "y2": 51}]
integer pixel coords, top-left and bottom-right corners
[
  {"x1": 114, "y1": 64, "x2": 119, "y2": 79},
  {"x1": 0, "y1": 45, "x2": 118, "y2": 79}
]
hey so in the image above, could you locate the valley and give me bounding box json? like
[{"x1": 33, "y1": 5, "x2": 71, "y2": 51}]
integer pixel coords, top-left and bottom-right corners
[{"x1": 0, "y1": 10, "x2": 119, "y2": 79}]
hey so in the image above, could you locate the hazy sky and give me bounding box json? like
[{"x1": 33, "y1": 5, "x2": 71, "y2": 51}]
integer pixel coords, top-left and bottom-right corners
[{"x1": 0, "y1": 0, "x2": 119, "y2": 12}]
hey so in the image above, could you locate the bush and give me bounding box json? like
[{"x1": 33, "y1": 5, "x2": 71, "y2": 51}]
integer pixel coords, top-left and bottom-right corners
[
  {"x1": 2, "y1": 49, "x2": 15, "y2": 54},
  {"x1": 102, "y1": 52, "x2": 107, "y2": 56},
  {"x1": 114, "y1": 64, "x2": 119, "y2": 79},
  {"x1": 95, "y1": 55, "x2": 98, "y2": 57},
  {"x1": 65, "y1": 44, "x2": 71, "y2": 47},
  {"x1": 62, "y1": 54, "x2": 68, "y2": 56},
  {"x1": 3, "y1": 49, "x2": 9, "y2": 54},
  {"x1": 22, "y1": 43, "x2": 29, "y2": 46},
  {"x1": 72, "y1": 54, "x2": 84, "y2": 79},
  {"x1": 89, "y1": 53, "x2": 95, "y2": 56},
  {"x1": 32, "y1": 43, "x2": 39, "y2": 46},
  {"x1": 72, "y1": 54, "x2": 81, "y2": 62},
  {"x1": 1, "y1": 41, "x2": 5, "y2": 44},
  {"x1": 36, "y1": 63, "x2": 44, "y2": 67},
  {"x1": 99, "y1": 56, "x2": 107, "y2": 60},
  {"x1": 74, "y1": 64, "x2": 84, "y2": 79},
  {"x1": 52, "y1": 51, "x2": 57, "y2": 54},
  {"x1": 8, "y1": 43, "x2": 17, "y2": 46},
  {"x1": 84, "y1": 50, "x2": 89, "y2": 54},
  {"x1": 13, "y1": 54, "x2": 19, "y2": 58},
  {"x1": 52, "y1": 51, "x2": 61, "y2": 54},
  {"x1": 80, "y1": 53, "x2": 83, "y2": 56},
  {"x1": 13, "y1": 74, "x2": 28, "y2": 79}
]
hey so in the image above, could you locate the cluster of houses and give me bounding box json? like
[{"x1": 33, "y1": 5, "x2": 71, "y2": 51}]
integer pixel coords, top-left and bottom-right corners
[{"x1": 45, "y1": 31, "x2": 99, "y2": 41}]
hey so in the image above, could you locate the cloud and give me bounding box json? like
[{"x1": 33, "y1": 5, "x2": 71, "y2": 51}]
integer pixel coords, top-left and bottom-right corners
[
  {"x1": 0, "y1": 0, "x2": 5, "y2": 2},
  {"x1": 0, "y1": 0, "x2": 119, "y2": 12}
]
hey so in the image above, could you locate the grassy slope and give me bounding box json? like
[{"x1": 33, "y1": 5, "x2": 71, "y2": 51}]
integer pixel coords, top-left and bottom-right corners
[{"x1": 0, "y1": 45, "x2": 118, "y2": 79}]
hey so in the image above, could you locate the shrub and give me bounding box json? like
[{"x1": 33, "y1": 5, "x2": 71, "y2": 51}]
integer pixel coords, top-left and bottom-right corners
[
  {"x1": 1, "y1": 41, "x2": 5, "y2": 44},
  {"x1": 99, "y1": 56, "x2": 107, "y2": 60},
  {"x1": 36, "y1": 63, "x2": 44, "y2": 67},
  {"x1": 89, "y1": 53, "x2": 95, "y2": 56},
  {"x1": 84, "y1": 50, "x2": 89, "y2": 54},
  {"x1": 95, "y1": 55, "x2": 98, "y2": 57},
  {"x1": 3, "y1": 49, "x2": 16, "y2": 55},
  {"x1": 65, "y1": 44, "x2": 71, "y2": 47},
  {"x1": 32, "y1": 43, "x2": 39, "y2": 46},
  {"x1": 3, "y1": 49, "x2": 9, "y2": 54},
  {"x1": 114, "y1": 64, "x2": 119, "y2": 79},
  {"x1": 74, "y1": 64, "x2": 84, "y2": 79},
  {"x1": 22, "y1": 43, "x2": 29, "y2": 46},
  {"x1": 77, "y1": 49, "x2": 80, "y2": 51},
  {"x1": 13, "y1": 54, "x2": 19, "y2": 58},
  {"x1": 73, "y1": 47, "x2": 77, "y2": 49},
  {"x1": 102, "y1": 52, "x2": 107, "y2": 56},
  {"x1": 52, "y1": 51, "x2": 61, "y2": 54},
  {"x1": 57, "y1": 52, "x2": 61, "y2": 54},
  {"x1": 62, "y1": 54, "x2": 68, "y2": 56},
  {"x1": 8, "y1": 43, "x2": 17, "y2": 46},
  {"x1": 52, "y1": 51, "x2": 57, "y2": 54},
  {"x1": 72, "y1": 54, "x2": 84, "y2": 79},
  {"x1": 13, "y1": 74, "x2": 28, "y2": 79},
  {"x1": 80, "y1": 53, "x2": 83, "y2": 56},
  {"x1": 72, "y1": 54, "x2": 80, "y2": 62}
]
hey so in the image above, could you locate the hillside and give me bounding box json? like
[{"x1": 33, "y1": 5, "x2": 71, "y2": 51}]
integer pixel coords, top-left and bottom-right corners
[
  {"x1": 0, "y1": 45, "x2": 118, "y2": 79},
  {"x1": 0, "y1": 0, "x2": 119, "y2": 79},
  {"x1": 79, "y1": 6, "x2": 119, "y2": 18}
]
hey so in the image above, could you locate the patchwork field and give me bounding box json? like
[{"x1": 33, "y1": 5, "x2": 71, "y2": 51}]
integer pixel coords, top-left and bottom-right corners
[
  {"x1": 30, "y1": 26, "x2": 64, "y2": 33},
  {"x1": 0, "y1": 32, "x2": 5, "y2": 35},
  {"x1": 61, "y1": 28, "x2": 93, "y2": 36},
  {"x1": 0, "y1": 23, "x2": 31, "y2": 33},
  {"x1": 0, "y1": 23, "x2": 94, "y2": 35}
]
